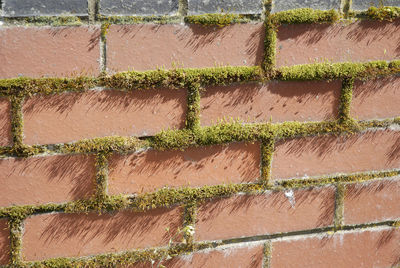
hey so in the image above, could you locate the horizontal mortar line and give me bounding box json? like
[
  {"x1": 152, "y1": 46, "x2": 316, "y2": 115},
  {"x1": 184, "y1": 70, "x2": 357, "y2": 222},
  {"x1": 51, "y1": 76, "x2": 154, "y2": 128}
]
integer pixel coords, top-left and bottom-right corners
[
  {"x1": 1, "y1": 117, "x2": 399, "y2": 158},
  {"x1": 0, "y1": 169, "x2": 399, "y2": 218}
]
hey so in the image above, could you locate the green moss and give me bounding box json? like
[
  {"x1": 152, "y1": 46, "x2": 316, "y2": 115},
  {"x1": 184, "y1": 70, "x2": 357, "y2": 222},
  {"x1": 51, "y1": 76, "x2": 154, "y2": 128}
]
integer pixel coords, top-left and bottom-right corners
[
  {"x1": 271, "y1": 8, "x2": 340, "y2": 25},
  {"x1": 261, "y1": 138, "x2": 275, "y2": 183},
  {"x1": 363, "y1": 6, "x2": 400, "y2": 21},
  {"x1": 339, "y1": 77, "x2": 354, "y2": 122},
  {"x1": 9, "y1": 217, "x2": 23, "y2": 266},
  {"x1": 2, "y1": 16, "x2": 84, "y2": 26},
  {"x1": 184, "y1": 13, "x2": 253, "y2": 26},
  {"x1": 94, "y1": 152, "x2": 110, "y2": 204},
  {"x1": 263, "y1": 16, "x2": 277, "y2": 72},
  {"x1": 186, "y1": 82, "x2": 202, "y2": 131},
  {"x1": 183, "y1": 202, "x2": 197, "y2": 245},
  {"x1": 10, "y1": 96, "x2": 24, "y2": 147}
]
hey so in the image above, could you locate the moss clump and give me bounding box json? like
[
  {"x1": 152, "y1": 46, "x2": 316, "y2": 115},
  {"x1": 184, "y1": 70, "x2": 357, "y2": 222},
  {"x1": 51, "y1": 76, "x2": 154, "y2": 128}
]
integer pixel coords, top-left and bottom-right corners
[
  {"x1": 2, "y1": 16, "x2": 84, "y2": 26},
  {"x1": 364, "y1": 6, "x2": 400, "y2": 21},
  {"x1": 339, "y1": 77, "x2": 354, "y2": 122},
  {"x1": 94, "y1": 152, "x2": 110, "y2": 203},
  {"x1": 10, "y1": 96, "x2": 24, "y2": 147},
  {"x1": 185, "y1": 82, "x2": 202, "y2": 131},
  {"x1": 271, "y1": 8, "x2": 340, "y2": 25},
  {"x1": 263, "y1": 16, "x2": 277, "y2": 72},
  {"x1": 184, "y1": 13, "x2": 251, "y2": 27},
  {"x1": 261, "y1": 138, "x2": 275, "y2": 183}
]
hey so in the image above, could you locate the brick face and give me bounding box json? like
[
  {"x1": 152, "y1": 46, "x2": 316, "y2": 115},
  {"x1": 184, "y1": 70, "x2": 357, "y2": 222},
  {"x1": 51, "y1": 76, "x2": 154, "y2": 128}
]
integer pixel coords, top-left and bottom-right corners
[
  {"x1": 23, "y1": 89, "x2": 187, "y2": 145},
  {"x1": 0, "y1": 154, "x2": 95, "y2": 207},
  {"x1": 109, "y1": 142, "x2": 260, "y2": 195},
  {"x1": 344, "y1": 177, "x2": 400, "y2": 225},
  {"x1": 271, "y1": 228, "x2": 400, "y2": 268},
  {"x1": 195, "y1": 186, "x2": 335, "y2": 241},
  {"x1": 0, "y1": 26, "x2": 100, "y2": 79},
  {"x1": 0, "y1": 98, "x2": 12, "y2": 147},
  {"x1": 106, "y1": 23, "x2": 265, "y2": 72},
  {"x1": 200, "y1": 80, "x2": 341, "y2": 126},
  {"x1": 272, "y1": 130, "x2": 400, "y2": 180},
  {"x1": 22, "y1": 207, "x2": 183, "y2": 261},
  {"x1": 0, "y1": 219, "x2": 10, "y2": 265},
  {"x1": 351, "y1": 76, "x2": 400, "y2": 120},
  {"x1": 276, "y1": 19, "x2": 400, "y2": 67}
]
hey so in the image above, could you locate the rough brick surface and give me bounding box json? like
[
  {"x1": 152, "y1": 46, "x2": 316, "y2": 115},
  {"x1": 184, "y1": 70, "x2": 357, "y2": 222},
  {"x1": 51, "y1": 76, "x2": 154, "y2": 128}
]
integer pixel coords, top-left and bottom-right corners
[
  {"x1": 272, "y1": 0, "x2": 341, "y2": 13},
  {"x1": 352, "y1": 0, "x2": 400, "y2": 11},
  {"x1": 109, "y1": 142, "x2": 260, "y2": 194},
  {"x1": 23, "y1": 89, "x2": 187, "y2": 145},
  {"x1": 271, "y1": 228, "x2": 400, "y2": 268},
  {"x1": 0, "y1": 154, "x2": 95, "y2": 207},
  {"x1": 2, "y1": 0, "x2": 88, "y2": 17},
  {"x1": 344, "y1": 177, "x2": 400, "y2": 225},
  {"x1": 272, "y1": 130, "x2": 400, "y2": 180},
  {"x1": 351, "y1": 76, "x2": 400, "y2": 120},
  {"x1": 0, "y1": 98, "x2": 11, "y2": 147},
  {"x1": 99, "y1": 0, "x2": 179, "y2": 16},
  {"x1": 200, "y1": 80, "x2": 340, "y2": 126},
  {"x1": 0, "y1": 26, "x2": 100, "y2": 79},
  {"x1": 195, "y1": 186, "x2": 335, "y2": 241},
  {"x1": 276, "y1": 19, "x2": 400, "y2": 67},
  {"x1": 188, "y1": 0, "x2": 262, "y2": 15},
  {"x1": 0, "y1": 219, "x2": 10, "y2": 266},
  {"x1": 106, "y1": 23, "x2": 265, "y2": 72},
  {"x1": 22, "y1": 207, "x2": 183, "y2": 261}
]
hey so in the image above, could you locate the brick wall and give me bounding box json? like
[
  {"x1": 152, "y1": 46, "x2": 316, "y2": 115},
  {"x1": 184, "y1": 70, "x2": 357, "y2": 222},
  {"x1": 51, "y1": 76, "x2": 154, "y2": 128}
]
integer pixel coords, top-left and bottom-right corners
[{"x1": 0, "y1": 0, "x2": 400, "y2": 267}]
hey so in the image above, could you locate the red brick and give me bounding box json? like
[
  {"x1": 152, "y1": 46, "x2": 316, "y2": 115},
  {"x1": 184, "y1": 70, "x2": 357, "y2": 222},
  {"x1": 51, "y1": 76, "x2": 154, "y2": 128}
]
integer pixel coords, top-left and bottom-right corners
[
  {"x1": 0, "y1": 219, "x2": 10, "y2": 265},
  {"x1": 271, "y1": 228, "x2": 400, "y2": 268},
  {"x1": 0, "y1": 26, "x2": 100, "y2": 78},
  {"x1": 200, "y1": 80, "x2": 340, "y2": 126},
  {"x1": 272, "y1": 130, "x2": 400, "y2": 180},
  {"x1": 351, "y1": 76, "x2": 400, "y2": 120},
  {"x1": 22, "y1": 207, "x2": 183, "y2": 261},
  {"x1": 195, "y1": 186, "x2": 335, "y2": 241},
  {"x1": 0, "y1": 98, "x2": 12, "y2": 146},
  {"x1": 0, "y1": 154, "x2": 95, "y2": 207},
  {"x1": 23, "y1": 89, "x2": 187, "y2": 145},
  {"x1": 344, "y1": 177, "x2": 400, "y2": 225},
  {"x1": 276, "y1": 19, "x2": 400, "y2": 67},
  {"x1": 106, "y1": 23, "x2": 265, "y2": 72},
  {"x1": 109, "y1": 142, "x2": 260, "y2": 195}
]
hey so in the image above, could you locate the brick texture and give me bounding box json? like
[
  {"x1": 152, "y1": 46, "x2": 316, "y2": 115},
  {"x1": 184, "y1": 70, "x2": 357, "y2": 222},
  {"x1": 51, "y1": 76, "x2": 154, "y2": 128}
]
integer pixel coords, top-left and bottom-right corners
[
  {"x1": 0, "y1": 98, "x2": 12, "y2": 147},
  {"x1": 23, "y1": 89, "x2": 187, "y2": 145},
  {"x1": 0, "y1": 219, "x2": 10, "y2": 266},
  {"x1": 22, "y1": 207, "x2": 183, "y2": 261},
  {"x1": 272, "y1": 130, "x2": 400, "y2": 180},
  {"x1": 0, "y1": 26, "x2": 100, "y2": 79},
  {"x1": 276, "y1": 19, "x2": 400, "y2": 67},
  {"x1": 272, "y1": 0, "x2": 341, "y2": 13},
  {"x1": 188, "y1": 0, "x2": 262, "y2": 15},
  {"x1": 195, "y1": 186, "x2": 335, "y2": 241},
  {"x1": 351, "y1": 76, "x2": 400, "y2": 120},
  {"x1": 106, "y1": 23, "x2": 265, "y2": 72},
  {"x1": 109, "y1": 142, "x2": 260, "y2": 195},
  {"x1": 200, "y1": 80, "x2": 341, "y2": 126},
  {"x1": 2, "y1": 0, "x2": 88, "y2": 17},
  {"x1": 99, "y1": 0, "x2": 179, "y2": 16},
  {"x1": 344, "y1": 177, "x2": 400, "y2": 225},
  {"x1": 271, "y1": 228, "x2": 400, "y2": 268},
  {"x1": 0, "y1": 154, "x2": 95, "y2": 207}
]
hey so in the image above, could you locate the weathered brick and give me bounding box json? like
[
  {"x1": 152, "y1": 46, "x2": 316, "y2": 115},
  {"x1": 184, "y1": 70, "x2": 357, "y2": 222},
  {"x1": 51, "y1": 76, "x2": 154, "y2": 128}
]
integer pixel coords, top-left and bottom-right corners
[
  {"x1": 195, "y1": 186, "x2": 335, "y2": 241},
  {"x1": 99, "y1": 0, "x2": 179, "y2": 16},
  {"x1": 272, "y1": 130, "x2": 400, "y2": 180},
  {"x1": 163, "y1": 243, "x2": 264, "y2": 267},
  {"x1": 0, "y1": 219, "x2": 10, "y2": 266},
  {"x1": 2, "y1": 0, "x2": 88, "y2": 17},
  {"x1": 344, "y1": 177, "x2": 400, "y2": 225},
  {"x1": 272, "y1": 0, "x2": 341, "y2": 13},
  {"x1": 271, "y1": 228, "x2": 400, "y2": 267},
  {"x1": 0, "y1": 98, "x2": 12, "y2": 147},
  {"x1": 276, "y1": 19, "x2": 400, "y2": 67},
  {"x1": 0, "y1": 26, "x2": 100, "y2": 79},
  {"x1": 0, "y1": 154, "x2": 95, "y2": 207},
  {"x1": 188, "y1": 0, "x2": 262, "y2": 15},
  {"x1": 106, "y1": 23, "x2": 265, "y2": 72},
  {"x1": 352, "y1": 0, "x2": 400, "y2": 11},
  {"x1": 109, "y1": 142, "x2": 260, "y2": 195},
  {"x1": 23, "y1": 89, "x2": 187, "y2": 145},
  {"x1": 351, "y1": 76, "x2": 400, "y2": 120},
  {"x1": 200, "y1": 80, "x2": 340, "y2": 126},
  {"x1": 22, "y1": 207, "x2": 183, "y2": 261}
]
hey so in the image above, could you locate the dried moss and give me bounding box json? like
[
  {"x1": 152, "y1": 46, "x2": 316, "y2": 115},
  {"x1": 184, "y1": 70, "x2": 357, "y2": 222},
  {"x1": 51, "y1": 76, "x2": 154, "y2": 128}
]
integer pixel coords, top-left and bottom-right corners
[
  {"x1": 2, "y1": 16, "x2": 84, "y2": 26},
  {"x1": 271, "y1": 8, "x2": 340, "y2": 25}
]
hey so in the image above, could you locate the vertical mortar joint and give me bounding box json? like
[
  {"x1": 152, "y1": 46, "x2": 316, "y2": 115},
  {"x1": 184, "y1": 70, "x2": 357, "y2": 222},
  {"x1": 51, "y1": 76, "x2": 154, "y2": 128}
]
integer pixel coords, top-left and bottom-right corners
[
  {"x1": 263, "y1": 241, "x2": 272, "y2": 268},
  {"x1": 334, "y1": 183, "x2": 346, "y2": 230}
]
